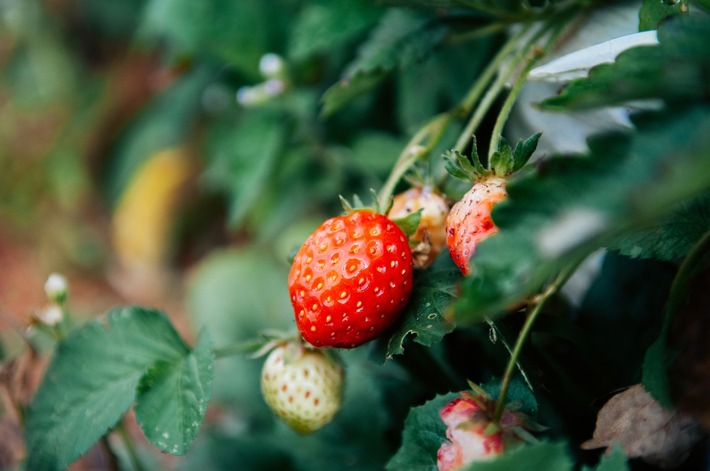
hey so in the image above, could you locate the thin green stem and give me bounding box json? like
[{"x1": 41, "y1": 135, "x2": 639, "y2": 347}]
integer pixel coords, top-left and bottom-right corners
[
  {"x1": 453, "y1": 67, "x2": 510, "y2": 153},
  {"x1": 487, "y1": 18, "x2": 569, "y2": 159},
  {"x1": 453, "y1": 22, "x2": 549, "y2": 154},
  {"x1": 101, "y1": 436, "x2": 120, "y2": 471},
  {"x1": 377, "y1": 23, "x2": 534, "y2": 200},
  {"x1": 377, "y1": 113, "x2": 450, "y2": 205},
  {"x1": 487, "y1": 52, "x2": 539, "y2": 159},
  {"x1": 117, "y1": 421, "x2": 147, "y2": 471},
  {"x1": 457, "y1": 23, "x2": 532, "y2": 117},
  {"x1": 214, "y1": 343, "x2": 253, "y2": 359},
  {"x1": 492, "y1": 264, "x2": 578, "y2": 422}
]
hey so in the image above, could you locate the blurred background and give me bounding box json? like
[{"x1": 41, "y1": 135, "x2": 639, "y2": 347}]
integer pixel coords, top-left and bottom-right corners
[{"x1": 0, "y1": 0, "x2": 497, "y2": 468}]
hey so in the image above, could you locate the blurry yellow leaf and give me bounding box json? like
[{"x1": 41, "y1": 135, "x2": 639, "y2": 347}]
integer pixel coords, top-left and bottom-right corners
[{"x1": 111, "y1": 147, "x2": 194, "y2": 272}]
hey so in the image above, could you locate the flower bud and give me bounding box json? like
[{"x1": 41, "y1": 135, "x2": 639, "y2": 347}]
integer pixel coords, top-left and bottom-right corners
[
  {"x1": 36, "y1": 304, "x2": 63, "y2": 326},
  {"x1": 44, "y1": 273, "x2": 68, "y2": 303},
  {"x1": 259, "y1": 53, "x2": 286, "y2": 79}
]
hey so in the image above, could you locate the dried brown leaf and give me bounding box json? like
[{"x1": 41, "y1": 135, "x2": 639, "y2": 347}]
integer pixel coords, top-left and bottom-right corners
[{"x1": 582, "y1": 384, "x2": 703, "y2": 468}]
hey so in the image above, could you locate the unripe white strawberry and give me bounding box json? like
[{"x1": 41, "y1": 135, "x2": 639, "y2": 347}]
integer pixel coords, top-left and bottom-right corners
[
  {"x1": 446, "y1": 176, "x2": 507, "y2": 276},
  {"x1": 260, "y1": 343, "x2": 344, "y2": 434}
]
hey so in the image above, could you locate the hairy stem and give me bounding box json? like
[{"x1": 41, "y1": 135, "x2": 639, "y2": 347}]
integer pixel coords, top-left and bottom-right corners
[
  {"x1": 117, "y1": 421, "x2": 147, "y2": 471},
  {"x1": 378, "y1": 113, "x2": 451, "y2": 205},
  {"x1": 492, "y1": 264, "x2": 578, "y2": 422},
  {"x1": 453, "y1": 24, "x2": 533, "y2": 153},
  {"x1": 487, "y1": 17, "x2": 570, "y2": 159}
]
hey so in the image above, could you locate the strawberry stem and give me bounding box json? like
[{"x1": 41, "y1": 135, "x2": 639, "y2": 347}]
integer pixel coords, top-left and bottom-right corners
[
  {"x1": 487, "y1": 16, "x2": 571, "y2": 162},
  {"x1": 116, "y1": 420, "x2": 148, "y2": 471},
  {"x1": 452, "y1": 23, "x2": 533, "y2": 154},
  {"x1": 492, "y1": 262, "x2": 579, "y2": 423},
  {"x1": 378, "y1": 112, "x2": 451, "y2": 206}
]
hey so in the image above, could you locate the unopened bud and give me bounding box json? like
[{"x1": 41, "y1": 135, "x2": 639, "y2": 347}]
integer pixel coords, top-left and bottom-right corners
[
  {"x1": 259, "y1": 53, "x2": 286, "y2": 79},
  {"x1": 44, "y1": 273, "x2": 68, "y2": 303}
]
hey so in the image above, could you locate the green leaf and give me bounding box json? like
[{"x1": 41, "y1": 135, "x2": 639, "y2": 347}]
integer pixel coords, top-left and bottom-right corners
[
  {"x1": 321, "y1": 9, "x2": 448, "y2": 116},
  {"x1": 203, "y1": 111, "x2": 286, "y2": 228},
  {"x1": 392, "y1": 209, "x2": 423, "y2": 238},
  {"x1": 639, "y1": 0, "x2": 682, "y2": 31},
  {"x1": 386, "y1": 392, "x2": 458, "y2": 471},
  {"x1": 463, "y1": 442, "x2": 573, "y2": 471},
  {"x1": 384, "y1": 0, "x2": 554, "y2": 20},
  {"x1": 444, "y1": 148, "x2": 484, "y2": 181},
  {"x1": 481, "y1": 376, "x2": 538, "y2": 417},
  {"x1": 135, "y1": 329, "x2": 214, "y2": 455},
  {"x1": 288, "y1": 0, "x2": 381, "y2": 61},
  {"x1": 186, "y1": 247, "x2": 293, "y2": 405},
  {"x1": 512, "y1": 132, "x2": 542, "y2": 172},
  {"x1": 139, "y1": 0, "x2": 273, "y2": 76},
  {"x1": 540, "y1": 15, "x2": 710, "y2": 110},
  {"x1": 610, "y1": 193, "x2": 710, "y2": 261},
  {"x1": 25, "y1": 307, "x2": 214, "y2": 470},
  {"x1": 396, "y1": 34, "x2": 495, "y2": 130},
  {"x1": 456, "y1": 105, "x2": 710, "y2": 322},
  {"x1": 383, "y1": 253, "x2": 460, "y2": 359},
  {"x1": 321, "y1": 70, "x2": 387, "y2": 117},
  {"x1": 585, "y1": 444, "x2": 628, "y2": 471}
]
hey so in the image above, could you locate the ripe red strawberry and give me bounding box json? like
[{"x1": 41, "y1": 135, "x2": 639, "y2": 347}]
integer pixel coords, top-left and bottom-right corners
[
  {"x1": 288, "y1": 210, "x2": 414, "y2": 348},
  {"x1": 437, "y1": 394, "x2": 504, "y2": 471},
  {"x1": 387, "y1": 186, "x2": 449, "y2": 269},
  {"x1": 446, "y1": 175, "x2": 507, "y2": 276},
  {"x1": 260, "y1": 342, "x2": 344, "y2": 434}
]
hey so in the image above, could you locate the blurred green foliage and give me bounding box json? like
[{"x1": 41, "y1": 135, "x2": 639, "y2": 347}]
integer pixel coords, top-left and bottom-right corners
[{"x1": 4, "y1": 0, "x2": 710, "y2": 470}]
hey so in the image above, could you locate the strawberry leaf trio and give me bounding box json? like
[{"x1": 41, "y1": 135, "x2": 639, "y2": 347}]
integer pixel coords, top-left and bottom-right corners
[{"x1": 258, "y1": 134, "x2": 541, "y2": 469}]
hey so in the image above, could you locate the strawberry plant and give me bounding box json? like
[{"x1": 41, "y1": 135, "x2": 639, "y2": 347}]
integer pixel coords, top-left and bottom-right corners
[{"x1": 1, "y1": 0, "x2": 710, "y2": 470}]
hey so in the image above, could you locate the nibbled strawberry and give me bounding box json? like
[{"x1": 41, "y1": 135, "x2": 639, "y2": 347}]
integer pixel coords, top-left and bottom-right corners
[
  {"x1": 388, "y1": 186, "x2": 449, "y2": 269},
  {"x1": 437, "y1": 395, "x2": 504, "y2": 471},
  {"x1": 288, "y1": 210, "x2": 413, "y2": 348},
  {"x1": 437, "y1": 389, "x2": 541, "y2": 471},
  {"x1": 446, "y1": 175, "x2": 507, "y2": 276},
  {"x1": 260, "y1": 343, "x2": 344, "y2": 434}
]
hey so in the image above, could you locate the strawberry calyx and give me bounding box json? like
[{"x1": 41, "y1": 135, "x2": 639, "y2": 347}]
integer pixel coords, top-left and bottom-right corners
[
  {"x1": 456, "y1": 383, "x2": 544, "y2": 443},
  {"x1": 444, "y1": 132, "x2": 541, "y2": 182},
  {"x1": 339, "y1": 191, "x2": 423, "y2": 241},
  {"x1": 247, "y1": 330, "x2": 342, "y2": 366}
]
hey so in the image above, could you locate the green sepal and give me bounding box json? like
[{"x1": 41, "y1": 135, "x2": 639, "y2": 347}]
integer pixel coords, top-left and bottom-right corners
[
  {"x1": 391, "y1": 209, "x2": 423, "y2": 238},
  {"x1": 443, "y1": 148, "x2": 485, "y2": 182},
  {"x1": 490, "y1": 136, "x2": 513, "y2": 176},
  {"x1": 340, "y1": 189, "x2": 387, "y2": 215},
  {"x1": 512, "y1": 132, "x2": 542, "y2": 172}
]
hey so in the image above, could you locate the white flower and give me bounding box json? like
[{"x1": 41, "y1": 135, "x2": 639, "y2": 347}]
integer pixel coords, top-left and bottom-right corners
[
  {"x1": 44, "y1": 273, "x2": 68, "y2": 303},
  {"x1": 259, "y1": 53, "x2": 286, "y2": 79},
  {"x1": 36, "y1": 304, "x2": 63, "y2": 326}
]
